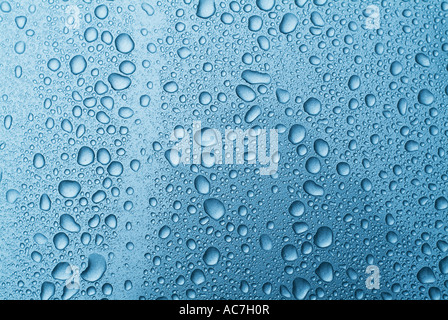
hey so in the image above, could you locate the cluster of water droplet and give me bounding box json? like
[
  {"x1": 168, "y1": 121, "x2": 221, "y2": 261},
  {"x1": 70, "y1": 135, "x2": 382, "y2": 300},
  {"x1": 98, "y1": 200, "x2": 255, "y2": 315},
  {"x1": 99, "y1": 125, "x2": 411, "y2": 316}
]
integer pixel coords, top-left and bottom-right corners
[{"x1": 0, "y1": 0, "x2": 448, "y2": 300}]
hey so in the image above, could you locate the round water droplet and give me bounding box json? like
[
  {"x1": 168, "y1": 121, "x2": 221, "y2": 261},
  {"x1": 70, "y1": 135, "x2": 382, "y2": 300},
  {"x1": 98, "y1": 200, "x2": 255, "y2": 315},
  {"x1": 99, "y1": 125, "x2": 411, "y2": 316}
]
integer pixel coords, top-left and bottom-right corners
[
  {"x1": 163, "y1": 81, "x2": 178, "y2": 93},
  {"x1": 256, "y1": 0, "x2": 275, "y2": 11},
  {"x1": 203, "y1": 247, "x2": 220, "y2": 265},
  {"x1": 314, "y1": 139, "x2": 329, "y2": 157},
  {"x1": 97, "y1": 148, "x2": 111, "y2": 165},
  {"x1": 248, "y1": 15, "x2": 263, "y2": 32},
  {"x1": 390, "y1": 61, "x2": 403, "y2": 76},
  {"x1": 281, "y1": 244, "x2": 298, "y2": 261},
  {"x1": 236, "y1": 85, "x2": 256, "y2": 102},
  {"x1": 336, "y1": 162, "x2": 350, "y2": 176},
  {"x1": 92, "y1": 190, "x2": 106, "y2": 203},
  {"x1": 303, "y1": 180, "x2": 324, "y2": 196},
  {"x1": 84, "y1": 27, "x2": 98, "y2": 42},
  {"x1": 194, "y1": 175, "x2": 210, "y2": 195},
  {"x1": 6, "y1": 189, "x2": 20, "y2": 203},
  {"x1": 348, "y1": 75, "x2": 361, "y2": 90},
  {"x1": 115, "y1": 33, "x2": 135, "y2": 54},
  {"x1": 303, "y1": 97, "x2": 322, "y2": 115},
  {"x1": 53, "y1": 232, "x2": 69, "y2": 250},
  {"x1": 417, "y1": 267, "x2": 435, "y2": 284},
  {"x1": 292, "y1": 277, "x2": 310, "y2": 300},
  {"x1": 47, "y1": 58, "x2": 61, "y2": 71},
  {"x1": 58, "y1": 180, "x2": 81, "y2": 198},
  {"x1": 288, "y1": 124, "x2": 306, "y2": 144},
  {"x1": 158, "y1": 225, "x2": 171, "y2": 239},
  {"x1": 94, "y1": 4, "x2": 109, "y2": 19},
  {"x1": 361, "y1": 178, "x2": 372, "y2": 192},
  {"x1": 405, "y1": 140, "x2": 419, "y2": 152},
  {"x1": 33, "y1": 153, "x2": 45, "y2": 169},
  {"x1": 107, "y1": 161, "x2": 123, "y2": 176},
  {"x1": 288, "y1": 200, "x2": 305, "y2": 217},
  {"x1": 279, "y1": 13, "x2": 298, "y2": 34},
  {"x1": 314, "y1": 226, "x2": 333, "y2": 248},
  {"x1": 81, "y1": 254, "x2": 107, "y2": 282},
  {"x1": 203, "y1": 198, "x2": 225, "y2": 220},
  {"x1": 196, "y1": 0, "x2": 215, "y2": 19},
  {"x1": 305, "y1": 157, "x2": 321, "y2": 174},
  {"x1": 191, "y1": 269, "x2": 206, "y2": 285}
]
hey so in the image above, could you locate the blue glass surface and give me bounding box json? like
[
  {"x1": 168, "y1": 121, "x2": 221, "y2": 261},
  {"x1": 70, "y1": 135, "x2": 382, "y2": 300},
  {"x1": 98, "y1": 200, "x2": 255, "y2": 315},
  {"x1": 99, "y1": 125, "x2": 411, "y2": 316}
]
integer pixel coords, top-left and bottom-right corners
[{"x1": 0, "y1": 0, "x2": 448, "y2": 300}]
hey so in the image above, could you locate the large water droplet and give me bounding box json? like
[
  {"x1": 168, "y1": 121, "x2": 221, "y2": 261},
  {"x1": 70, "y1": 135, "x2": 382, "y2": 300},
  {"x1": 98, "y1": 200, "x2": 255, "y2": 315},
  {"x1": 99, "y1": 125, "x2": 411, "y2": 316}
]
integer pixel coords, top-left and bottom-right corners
[
  {"x1": 203, "y1": 247, "x2": 220, "y2": 265},
  {"x1": 418, "y1": 89, "x2": 434, "y2": 105},
  {"x1": 203, "y1": 198, "x2": 225, "y2": 220},
  {"x1": 314, "y1": 226, "x2": 333, "y2": 248},
  {"x1": 279, "y1": 13, "x2": 298, "y2": 34},
  {"x1": 196, "y1": 0, "x2": 215, "y2": 19},
  {"x1": 281, "y1": 244, "x2": 298, "y2": 261},
  {"x1": 292, "y1": 277, "x2": 310, "y2": 300},
  {"x1": 69, "y1": 55, "x2": 87, "y2": 75},
  {"x1": 288, "y1": 124, "x2": 306, "y2": 144},
  {"x1": 115, "y1": 33, "x2": 135, "y2": 54},
  {"x1": 58, "y1": 180, "x2": 81, "y2": 198},
  {"x1": 288, "y1": 200, "x2": 305, "y2": 217},
  {"x1": 303, "y1": 97, "x2": 322, "y2": 115},
  {"x1": 77, "y1": 146, "x2": 95, "y2": 166},
  {"x1": 81, "y1": 254, "x2": 107, "y2": 282}
]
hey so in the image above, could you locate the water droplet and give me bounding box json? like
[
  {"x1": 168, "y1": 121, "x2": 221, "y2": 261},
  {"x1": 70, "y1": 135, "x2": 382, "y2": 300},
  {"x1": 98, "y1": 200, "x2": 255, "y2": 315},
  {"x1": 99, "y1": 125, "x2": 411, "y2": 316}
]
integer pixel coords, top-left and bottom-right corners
[
  {"x1": 303, "y1": 97, "x2": 322, "y2": 115},
  {"x1": 81, "y1": 254, "x2": 107, "y2": 282},
  {"x1": 108, "y1": 73, "x2": 131, "y2": 91},
  {"x1": 292, "y1": 277, "x2": 310, "y2": 300},
  {"x1": 279, "y1": 13, "x2": 298, "y2": 34},
  {"x1": 77, "y1": 146, "x2": 95, "y2": 166},
  {"x1": 315, "y1": 262, "x2": 334, "y2": 282},
  {"x1": 417, "y1": 267, "x2": 436, "y2": 284},
  {"x1": 203, "y1": 247, "x2": 220, "y2": 265},
  {"x1": 236, "y1": 85, "x2": 256, "y2": 102},
  {"x1": 203, "y1": 198, "x2": 225, "y2": 220},
  {"x1": 196, "y1": 0, "x2": 215, "y2": 19},
  {"x1": 33, "y1": 153, "x2": 45, "y2": 169},
  {"x1": 288, "y1": 124, "x2": 306, "y2": 144},
  {"x1": 256, "y1": 0, "x2": 275, "y2": 11},
  {"x1": 115, "y1": 33, "x2": 135, "y2": 54},
  {"x1": 58, "y1": 180, "x2": 81, "y2": 198},
  {"x1": 69, "y1": 55, "x2": 87, "y2": 75},
  {"x1": 303, "y1": 180, "x2": 324, "y2": 196},
  {"x1": 288, "y1": 200, "x2": 305, "y2": 217},
  {"x1": 435, "y1": 197, "x2": 448, "y2": 210},
  {"x1": 194, "y1": 175, "x2": 211, "y2": 195},
  {"x1": 314, "y1": 226, "x2": 333, "y2": 248},
  {"x1": 418, "y1": 89, "x2": 434, "y2": 105},
  {"x1": 281, "y1": 244, "x2": 298, "y2": 261}
]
